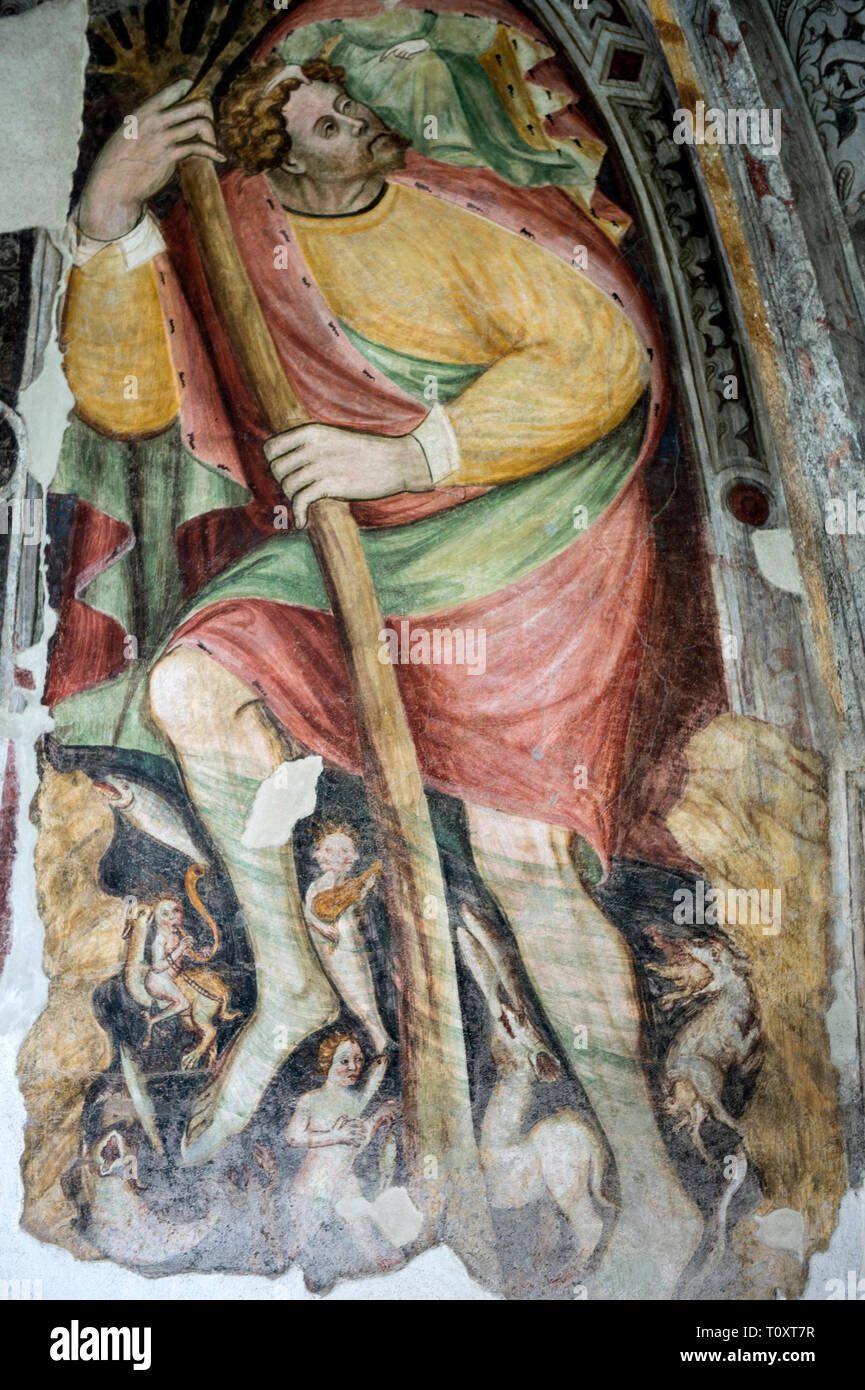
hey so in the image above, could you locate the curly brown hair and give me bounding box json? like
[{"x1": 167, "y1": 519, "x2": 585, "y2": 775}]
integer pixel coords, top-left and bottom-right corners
[
  {"x1": 218, "y1": 55, "x2": 347, "y2": 176},
  {"x1": 316, "y1": 1030, "x2": 360, "y2": 1075}
]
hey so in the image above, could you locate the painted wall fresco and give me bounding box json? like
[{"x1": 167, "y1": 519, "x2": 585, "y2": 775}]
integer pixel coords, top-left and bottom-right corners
[{"x1": 1, "y1": 0, "x2": 862, "y2": 1306}]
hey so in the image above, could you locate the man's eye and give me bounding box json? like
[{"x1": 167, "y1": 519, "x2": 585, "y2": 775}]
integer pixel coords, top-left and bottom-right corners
[{"x1": 322, "y1": 122, "x2": 336, "y2": 138}]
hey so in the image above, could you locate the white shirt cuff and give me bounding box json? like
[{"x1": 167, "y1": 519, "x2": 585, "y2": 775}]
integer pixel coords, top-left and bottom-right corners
[
  {"x1": 71, "y1": 212, "x2": 166, "y2": 271},
  {"x1": 412, "y1": 404, "x2": 461, "y2": 485}
]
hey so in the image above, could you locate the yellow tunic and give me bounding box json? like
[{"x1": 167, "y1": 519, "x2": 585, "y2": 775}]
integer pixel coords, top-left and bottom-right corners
[{"x1": 62, "y1": 183, "x2": 648, "y2": 486}]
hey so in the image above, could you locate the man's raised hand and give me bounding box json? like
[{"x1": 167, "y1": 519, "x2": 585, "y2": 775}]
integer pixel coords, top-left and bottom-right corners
[
  {"x1": 77, "y1": 79, "x2": 225, "y2": 243},
  {"x1": 264, "y1": 423, "x2": 433, "y2": 528}
]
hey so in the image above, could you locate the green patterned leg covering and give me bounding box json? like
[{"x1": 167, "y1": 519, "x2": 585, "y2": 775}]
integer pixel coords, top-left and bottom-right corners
[
  {"x1": 467, "y1": 808, "x2": 703, "y2": 1298},
  {"x1": 179, "y1": 754, "x2": 339, "y2": 1165}
]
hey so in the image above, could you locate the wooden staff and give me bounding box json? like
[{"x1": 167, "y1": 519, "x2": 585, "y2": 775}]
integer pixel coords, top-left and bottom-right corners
[{"x1": 178, "y1": 153, "x2": 495, "y2": 1278}]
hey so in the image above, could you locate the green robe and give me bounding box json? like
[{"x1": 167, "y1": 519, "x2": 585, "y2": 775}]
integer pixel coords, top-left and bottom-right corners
[
  {"x1": 276, "y1": 11, "x2": 597, "y2": 188},
  {"x1": 49, "y1": 322, "x2": 646, "y2": 762}
]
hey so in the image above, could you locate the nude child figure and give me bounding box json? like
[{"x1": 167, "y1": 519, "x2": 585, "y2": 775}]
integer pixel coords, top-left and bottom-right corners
[
  {"x1": 142, "y1": 898, "x2": 195, "y2": 1042},
  {"x1": 286, "y1": 1033, "x2": 400, "y2": 1275},
  {"x1": 303, "y1": 825, "x2": 390, "y2": 1056}
]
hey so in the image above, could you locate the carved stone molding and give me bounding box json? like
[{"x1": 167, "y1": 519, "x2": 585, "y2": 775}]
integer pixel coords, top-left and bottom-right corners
[{"x1": 532, "y1": 0, "x2": 827, "y2": 739}]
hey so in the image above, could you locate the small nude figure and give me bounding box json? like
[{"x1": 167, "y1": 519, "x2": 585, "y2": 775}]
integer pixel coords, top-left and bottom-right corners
[
  {"x1": 142, "y1": 897, "x2": 196, "y2": 1043},
  {"x1": 122, "y1": 893, "x2": 240, "y2": 1070},
  {"x1": 303, "y1": 824, "x2": 390, "y2": 1055},
  {"x1": 287, "y1": 1032, "x2": 400, "y2": 1275}
]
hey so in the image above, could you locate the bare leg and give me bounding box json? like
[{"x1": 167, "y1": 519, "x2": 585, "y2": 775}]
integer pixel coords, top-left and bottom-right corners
[
  {"x1": 346, "y1": 1216, "x2": 401, "y2": 1271},
  {"x1": 313, "y1": 937, "x2": 390, "y2": 1055},
  {"x1": 142, "y1": 972, "x2": 191, "y2": 1044},
  {"x1": 556, "y1": 1197, "x2": 605, "y2": 1273},
  {"x1": 466, "y1": 804, "x2": 702, "y2": 1299},
  {"x1": 148, "y1": 647, "x2": 339, "y2": 1163},
  {"x1": 288, "y1": 1193, "x2": 328, "y2": 1264},
  {"x1": 143, "y1": 998, "x2": 190, "y2": 1044}
]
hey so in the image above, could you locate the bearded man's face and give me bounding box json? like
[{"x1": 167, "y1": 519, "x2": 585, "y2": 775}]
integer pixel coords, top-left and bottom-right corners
[{"x1": 279, "y1": 81, "x2": 410, "y2": 183}]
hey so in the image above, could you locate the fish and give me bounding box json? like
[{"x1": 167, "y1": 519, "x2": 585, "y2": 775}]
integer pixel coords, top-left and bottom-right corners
[{"x1": 90, "y1": 775, "x2": 208, "y2": 865}]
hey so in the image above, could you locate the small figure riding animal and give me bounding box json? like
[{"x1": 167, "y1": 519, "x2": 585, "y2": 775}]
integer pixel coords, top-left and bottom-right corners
[{"x1": 123, "y1": 867, "x2": 241, "y2": 1071}]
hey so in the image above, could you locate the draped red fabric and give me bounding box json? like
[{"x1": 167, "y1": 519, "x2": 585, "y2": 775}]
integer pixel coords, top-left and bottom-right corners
[
  {"x1": 170, "y1": 472, "x2": 654, "y2": 865},
  {"x1": 0, "y1": 743, "x2": 18, "y2": 979},
  {"x1": 48, "y1": 155, "x2": 664, "y2": 676},
  {"x1": 44, "y1": 501, "x2": 132, "y2": 706},
  {"x1": 157, "y1": 168, "x2": 665, "y2": 863}
]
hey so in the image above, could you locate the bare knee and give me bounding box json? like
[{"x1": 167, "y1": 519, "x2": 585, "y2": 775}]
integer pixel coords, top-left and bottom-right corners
[
  {"x1": 148, "y1": 646, "x2": 222, "y2": 741},
  {"x1": 149, "y1": 645, "x2": 291, "y2": 768}
]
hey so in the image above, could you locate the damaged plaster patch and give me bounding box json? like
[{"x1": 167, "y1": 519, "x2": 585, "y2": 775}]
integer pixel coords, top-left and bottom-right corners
[
  {"x1": 804, "y1": 1185, "x2": 865, "y2": 1299},
  {"x1": 753, "y1": 1207, "x2": 806, "y2": 1264},
  {"x1": 335, "y1": 1188, "x2": 425, "y2": 1248},
  {"x1": 0, "y1": 0, "x2": 89, "y2": 231},
  {"x1": 241, "y1": 756, "x2": 324, "y2": 849},
  {"x1": 751, "y1": 528, "x2": 805, "y2": 596},
  {"x1": 827, "y1": 965, "x2": 859, "y2": 1079}
]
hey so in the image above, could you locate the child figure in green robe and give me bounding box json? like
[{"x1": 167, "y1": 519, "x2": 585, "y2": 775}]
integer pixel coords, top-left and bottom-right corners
[{"x1": 275, "y1": 7, "x2": 601, "y2": 191}]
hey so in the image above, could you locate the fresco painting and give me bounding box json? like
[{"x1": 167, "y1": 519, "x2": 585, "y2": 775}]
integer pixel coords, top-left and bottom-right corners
[{"x1": 1, "y1": 0, "x2": 864, "y2": 1308}]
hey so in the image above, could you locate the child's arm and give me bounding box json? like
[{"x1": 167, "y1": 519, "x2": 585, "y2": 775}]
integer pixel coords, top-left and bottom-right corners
[
  {"x1": 286, "y1": 1096, "x2": 364, "y2": 1149},
  {"x1": 167, "y1": 935, "x2": 194, "y2": 966},
  {"x1": 304, "y1": 875, "x2": 340, "y2": 944}
]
